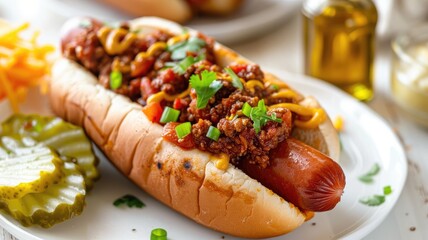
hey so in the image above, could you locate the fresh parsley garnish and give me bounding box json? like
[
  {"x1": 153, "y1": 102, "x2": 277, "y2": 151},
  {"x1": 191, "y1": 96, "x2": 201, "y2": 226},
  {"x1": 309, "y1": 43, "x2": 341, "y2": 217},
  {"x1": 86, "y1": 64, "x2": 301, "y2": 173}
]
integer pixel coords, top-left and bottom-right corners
[
  {"x1": 110, "y1": 70, "x2": 123, "y2": 90},
  {"x1": 189, "y1": 70, "x2": 223, "y2": 109},
  {"x1": 225, "y1": 68, "x2": 243, "y2": 90},
  {"x1": 358, "y1": 163, "x2": 380, "y2": 183},
  {"x1": 165, "y1": 54, "x2": 205, "y2": 74},
  {"x1": 113, "y1": 194, "x2": 145, "y2": 208},
  {"x1": 359, "y1": 185, "x2": 393, "y2": 207},
  {"x1": 168, "y1": 36, "x2": 206, "y2": 60},
  {"x1": 242, "y1": 100, "x2": 282, "y2": 134}
]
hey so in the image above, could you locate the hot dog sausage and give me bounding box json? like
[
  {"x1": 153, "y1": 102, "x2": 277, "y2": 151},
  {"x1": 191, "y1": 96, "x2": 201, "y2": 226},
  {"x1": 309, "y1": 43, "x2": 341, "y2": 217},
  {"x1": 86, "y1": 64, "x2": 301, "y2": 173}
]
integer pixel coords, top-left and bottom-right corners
[{"x1": 238, "y1": 138, "x2": 346, "y2": 211}]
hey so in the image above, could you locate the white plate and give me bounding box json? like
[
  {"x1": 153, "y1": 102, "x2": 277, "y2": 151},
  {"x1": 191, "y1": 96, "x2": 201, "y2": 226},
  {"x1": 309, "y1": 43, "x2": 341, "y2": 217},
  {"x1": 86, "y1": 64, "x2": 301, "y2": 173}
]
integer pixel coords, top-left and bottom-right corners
[
  {"x1": 0, "y1": 70, "x2": 407, "y2": 240},
  {"x1": 44, "y1": 0, "x2": 301, "y2": 44}
]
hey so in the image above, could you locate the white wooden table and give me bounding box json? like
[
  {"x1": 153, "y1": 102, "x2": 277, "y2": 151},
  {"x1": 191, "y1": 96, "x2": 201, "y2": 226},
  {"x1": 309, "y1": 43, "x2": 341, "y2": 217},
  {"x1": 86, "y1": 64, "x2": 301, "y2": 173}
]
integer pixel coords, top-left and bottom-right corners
[{"x1": 1, "y1": 1, "x2": 427, "y2": 239}]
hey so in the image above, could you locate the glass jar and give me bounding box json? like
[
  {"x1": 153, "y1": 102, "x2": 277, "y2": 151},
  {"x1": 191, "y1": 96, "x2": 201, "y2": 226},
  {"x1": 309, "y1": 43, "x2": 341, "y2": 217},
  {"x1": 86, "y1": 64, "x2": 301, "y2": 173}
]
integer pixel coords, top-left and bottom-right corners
[
  {"x1": 302, "y1": 0, "x2": 378, "y2": 101},
  {"x1": 391, "y1": 25, "x2": 428, "y2": 127}
]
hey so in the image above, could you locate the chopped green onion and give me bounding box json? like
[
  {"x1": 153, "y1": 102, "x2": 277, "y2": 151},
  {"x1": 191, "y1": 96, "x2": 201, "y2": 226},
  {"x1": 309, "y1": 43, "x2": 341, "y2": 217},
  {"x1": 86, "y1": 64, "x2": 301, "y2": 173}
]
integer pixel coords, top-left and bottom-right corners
[
  {"x1": 359, "y1": 195, "x2": 385, "y2": 206},
  {"x1": 358, "y1": 163, "x2": 380, "y2": 184},
  {"x1": 242, "y1": 102, "x2": 252, "y2": 117},
  {"x1": 113, "y1": 194, "x2": 145, "y2": 208},
  {"x1": 110, "y1": 71, "x2": 122, "y2": 90},
  {"x1": 175, "y1": 122, "x2": 192, "y2": 139},
  {"x1": 225, "y1": 68, "x2": 243, "y2": 90},
  {"x1": 383, "y1": 185, "x2": 392, "y2": 195},
  {"x1": 150, "y1": 228, "x2": 167, "y2": 240},
  {"x1": 160, "y1": 107, "x2": 180, "y2": 124},
  {"x1": 206, "y1": 126, "x2": 221, "y2": 141}
]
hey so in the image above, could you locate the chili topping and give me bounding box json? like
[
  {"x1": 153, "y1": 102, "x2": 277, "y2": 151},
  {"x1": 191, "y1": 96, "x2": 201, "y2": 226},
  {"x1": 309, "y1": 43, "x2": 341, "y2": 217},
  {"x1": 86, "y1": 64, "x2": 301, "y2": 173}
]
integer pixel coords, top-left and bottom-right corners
[{"x1": 61, "y1": 18, "x2": 326, "y2": 168}]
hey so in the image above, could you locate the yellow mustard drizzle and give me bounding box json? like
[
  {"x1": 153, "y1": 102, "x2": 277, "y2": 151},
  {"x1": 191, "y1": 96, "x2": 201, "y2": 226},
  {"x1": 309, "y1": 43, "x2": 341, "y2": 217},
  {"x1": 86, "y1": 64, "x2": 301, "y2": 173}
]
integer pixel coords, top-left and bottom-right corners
[
  {"x1": 146, "y1": 86, "x2": 191, "y2": 104},
  {"x1": 245, "y1": 80, "x2": 264, "y2": 92},
  {"x1": 271, "y1": 89, "x2": 299, "y2": 100},
  {"x1": 216, "y1": 74, "x2": 247, "y2": 86},
  {"x1": 212, "y1": 153, "x2": 230, "y2": 170},
  {"x1": 166, "y1": 33, "x2": 189, "y2": 46},
  {"x1": 135, "y1": 42, "x2": 167, "y2": 61},
  {"x1": 112, "y1": 58, "x2": 131, "y2": 72},
  {"x1": 268, "y1": 103, "x2": 327, "y2": 129},
  {"x1": 97, "y1": 26, "x2": 136, "y2": 55}
]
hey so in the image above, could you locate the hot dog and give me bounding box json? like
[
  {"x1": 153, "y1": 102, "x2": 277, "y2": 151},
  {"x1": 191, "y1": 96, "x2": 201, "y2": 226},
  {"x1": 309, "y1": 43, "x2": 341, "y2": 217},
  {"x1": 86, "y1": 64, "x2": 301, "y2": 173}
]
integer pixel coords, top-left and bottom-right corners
[{"x1": 51, "y1": 16, "x2": 345, "y2": 238}]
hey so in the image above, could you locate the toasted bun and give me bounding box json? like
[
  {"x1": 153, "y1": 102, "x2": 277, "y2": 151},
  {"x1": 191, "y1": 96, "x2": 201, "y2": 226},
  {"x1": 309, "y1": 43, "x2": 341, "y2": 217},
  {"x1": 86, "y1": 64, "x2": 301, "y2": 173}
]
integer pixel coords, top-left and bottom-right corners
[{"x1": 50, "y1": 17, "x2": 339, "y2": 238}]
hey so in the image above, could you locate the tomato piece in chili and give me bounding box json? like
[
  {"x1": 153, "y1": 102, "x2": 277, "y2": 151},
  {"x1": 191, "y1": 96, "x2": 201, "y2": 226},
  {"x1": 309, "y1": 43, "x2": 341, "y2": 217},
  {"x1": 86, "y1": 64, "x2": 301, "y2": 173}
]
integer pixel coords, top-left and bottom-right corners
[
  {"x1": 142, "y1": 102, "x2": 163, "y2": 123},
  {"x1": 162, "y1": 122, "x2": 195, "y2": 149}
]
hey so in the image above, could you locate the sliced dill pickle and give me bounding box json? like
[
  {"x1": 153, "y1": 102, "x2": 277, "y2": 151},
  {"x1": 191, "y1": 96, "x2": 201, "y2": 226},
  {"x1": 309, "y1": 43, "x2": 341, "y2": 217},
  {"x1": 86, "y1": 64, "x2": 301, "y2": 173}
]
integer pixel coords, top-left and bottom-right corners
[
  {"x1": 0, "y1": 137, "x2": 63, "y2": 200},
  {"x1": 1, "y1": 114, "x2": 99, "y2": 189},
  {"x1": 0, "y1": 161, "x2": 86, "y2": 228}
]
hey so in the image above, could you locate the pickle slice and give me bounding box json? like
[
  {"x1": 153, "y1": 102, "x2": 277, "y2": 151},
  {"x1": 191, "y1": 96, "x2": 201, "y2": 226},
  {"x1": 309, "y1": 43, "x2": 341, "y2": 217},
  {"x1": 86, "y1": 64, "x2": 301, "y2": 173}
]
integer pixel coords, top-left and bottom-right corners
[
  {"x1": 1, "y1": 114, "x2": 99, "y2": 189},
  {"x1": 0, "y1": 161, "x2": 86, "y2": 228},
  {"x1": 0, "y1": 137, "x2": 63, "y2": 200}
]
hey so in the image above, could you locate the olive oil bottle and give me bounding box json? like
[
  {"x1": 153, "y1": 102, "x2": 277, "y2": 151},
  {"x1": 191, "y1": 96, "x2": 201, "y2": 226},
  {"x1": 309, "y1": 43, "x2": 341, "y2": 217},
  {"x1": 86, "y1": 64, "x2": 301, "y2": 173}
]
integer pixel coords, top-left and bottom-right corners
[{"x1": 303, "y1": 0, "x2": 378, "y2": 101}]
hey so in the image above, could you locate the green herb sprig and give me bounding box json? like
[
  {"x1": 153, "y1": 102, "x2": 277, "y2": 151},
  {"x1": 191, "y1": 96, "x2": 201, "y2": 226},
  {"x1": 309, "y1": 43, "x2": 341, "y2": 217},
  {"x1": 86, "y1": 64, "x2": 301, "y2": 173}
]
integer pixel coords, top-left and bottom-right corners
[
  {"x1": 168, "y1": 36, "x2": 206, "y2": 60},
  {"x1": 242, "y1": 100, "x2": 282, "y2": 134},
  {"x1": 359, "y1": 185, "x2": 393, "y2": 206},
  {"x1": 358, "y1": 163, "x2": 380, "y2": 183},
  {"x1": 189, "y1": 70, "x2": 223, "y2": 109},
  {"x1": 224, "y1": 68, "x2": 243, "y2": 90},
  {"x1": 113, "y1": 194, "x2": 145, "y2": 208},
  {"x1": 165, "y1": 54, "x2": 205, "y2": 74}
]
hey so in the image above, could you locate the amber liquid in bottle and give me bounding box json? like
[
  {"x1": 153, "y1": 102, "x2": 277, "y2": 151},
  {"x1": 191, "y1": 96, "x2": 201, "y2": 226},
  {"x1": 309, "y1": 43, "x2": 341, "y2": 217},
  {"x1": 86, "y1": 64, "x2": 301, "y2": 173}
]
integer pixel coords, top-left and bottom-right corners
[{"x1": 303, "y1": 0, "x2": 378, "y2": 101}]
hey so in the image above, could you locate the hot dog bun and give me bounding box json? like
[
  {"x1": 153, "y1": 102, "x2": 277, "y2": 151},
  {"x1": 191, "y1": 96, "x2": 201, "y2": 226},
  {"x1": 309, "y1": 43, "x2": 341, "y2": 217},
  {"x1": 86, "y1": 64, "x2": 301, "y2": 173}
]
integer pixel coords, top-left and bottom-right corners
[
  {"x1": 50, "y1": 17, "x2": 340, "y2": 238},
  {"x1": 97, "y1": 0, "x2": 245, "y2": 24}
]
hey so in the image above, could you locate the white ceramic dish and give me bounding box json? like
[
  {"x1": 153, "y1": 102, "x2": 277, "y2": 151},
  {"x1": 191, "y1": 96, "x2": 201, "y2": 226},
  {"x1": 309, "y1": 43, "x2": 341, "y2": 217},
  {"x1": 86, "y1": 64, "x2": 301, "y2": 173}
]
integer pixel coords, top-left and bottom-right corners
[
  {"x1": 0, "y1": 70, "x2": 407, "y2": 240},
  {"x1": 44, "y1": 0, "x2": 302, "y2": 44}
]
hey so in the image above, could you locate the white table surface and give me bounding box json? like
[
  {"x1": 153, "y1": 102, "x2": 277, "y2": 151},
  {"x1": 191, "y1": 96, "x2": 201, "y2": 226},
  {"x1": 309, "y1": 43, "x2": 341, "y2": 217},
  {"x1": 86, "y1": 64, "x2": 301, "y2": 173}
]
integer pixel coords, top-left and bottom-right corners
[{"x1": 1, "y1": 1, "x2": 428, "y2": 240}]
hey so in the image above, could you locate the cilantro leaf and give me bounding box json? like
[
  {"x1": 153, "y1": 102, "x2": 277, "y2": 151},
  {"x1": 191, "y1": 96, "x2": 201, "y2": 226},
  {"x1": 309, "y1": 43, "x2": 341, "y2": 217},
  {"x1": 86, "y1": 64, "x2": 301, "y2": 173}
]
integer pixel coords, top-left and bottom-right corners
[
  {"x1": 225, "y1": 68, "x2": 243, "y2": 90},
  {"x1": 359, "y1": 195, "x2": 385, "y2": 206},
  {"x1": 358, "y1": 163, "x2": 380, "y2": 184},
  {"x1": 189, "y1": 70, "x2": 223, "y2": 109},
  {"x1": 113, "y1": 194, "x2": 145, "y2": 208},
  {"x1": 242, "y1": 100, "x2": 282, "y2": 134},
  {"x1": 168, "y1": 36, "x2": 206, "y2": 60},
  {"x1": 165, "y1": 54, "x2": 205, "y2": 74}
]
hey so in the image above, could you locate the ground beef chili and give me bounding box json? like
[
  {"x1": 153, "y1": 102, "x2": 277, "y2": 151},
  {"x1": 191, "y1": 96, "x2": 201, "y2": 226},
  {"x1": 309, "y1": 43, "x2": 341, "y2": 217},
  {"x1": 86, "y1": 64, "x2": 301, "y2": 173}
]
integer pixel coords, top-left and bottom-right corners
[{"x1": 61, "y1": 19, "x2": 297, "y2": 168}]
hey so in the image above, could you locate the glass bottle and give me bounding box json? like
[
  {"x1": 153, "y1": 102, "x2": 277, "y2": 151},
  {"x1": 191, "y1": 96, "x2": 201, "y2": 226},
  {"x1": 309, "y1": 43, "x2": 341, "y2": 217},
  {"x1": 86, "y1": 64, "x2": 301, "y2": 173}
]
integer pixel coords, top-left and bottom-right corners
[{"x1": 302, "y1": 0, "x2": 378, "y2": 101}]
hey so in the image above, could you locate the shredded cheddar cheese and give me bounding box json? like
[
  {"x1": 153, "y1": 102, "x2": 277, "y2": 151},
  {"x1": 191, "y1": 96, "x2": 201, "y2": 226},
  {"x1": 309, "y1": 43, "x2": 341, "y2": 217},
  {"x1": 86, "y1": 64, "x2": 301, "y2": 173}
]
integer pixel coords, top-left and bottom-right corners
[
  {"x1": 0, "y1": 20, "x2": 54, "y2": 113},
  {"x1": 97, "y1": 26, "x2": 136, "y2": 55},
  {"x1": 269, "y1": 103, "x2": 327, "y2": 129}
]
